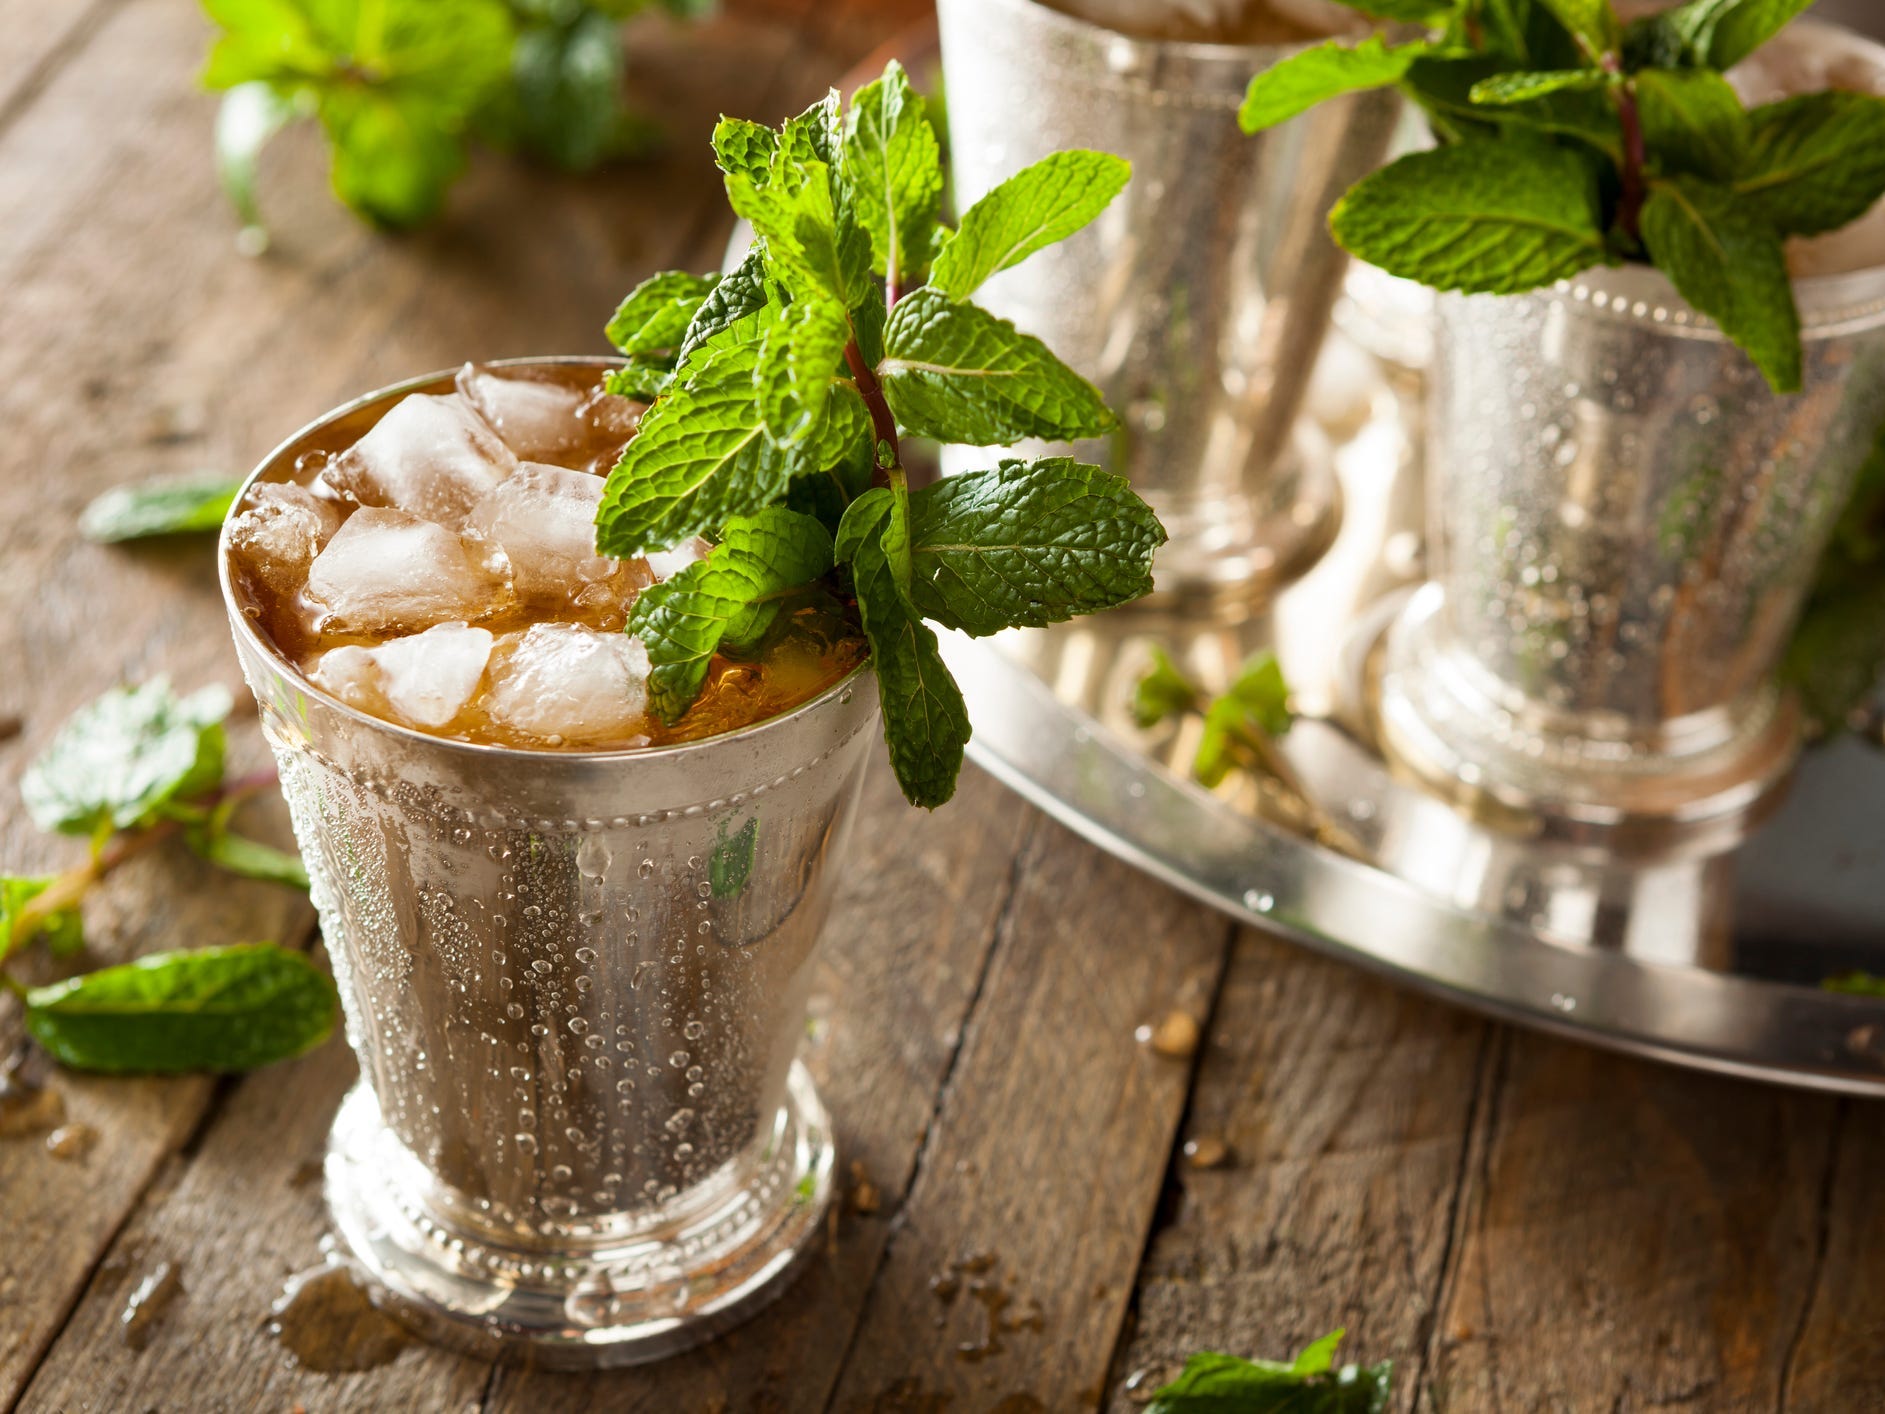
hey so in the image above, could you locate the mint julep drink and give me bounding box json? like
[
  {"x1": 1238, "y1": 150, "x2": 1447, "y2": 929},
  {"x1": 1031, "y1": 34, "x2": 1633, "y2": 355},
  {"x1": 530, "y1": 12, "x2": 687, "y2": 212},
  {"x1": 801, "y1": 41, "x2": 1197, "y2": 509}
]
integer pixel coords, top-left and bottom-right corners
[{"x1": 220, "y1": 62, "x2": 1162, "y2": 1366}]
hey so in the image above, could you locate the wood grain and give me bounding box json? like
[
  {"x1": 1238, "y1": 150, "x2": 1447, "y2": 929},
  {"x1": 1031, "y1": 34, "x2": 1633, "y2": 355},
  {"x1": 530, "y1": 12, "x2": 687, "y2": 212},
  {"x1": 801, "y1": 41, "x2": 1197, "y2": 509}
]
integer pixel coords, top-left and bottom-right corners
[
  {"x1": 823, "y1": 820, "x2": 1235, "y2": 1413},
  {"x1": 1104, "y1": 930, "x2": 1490, "y2": 1411}
]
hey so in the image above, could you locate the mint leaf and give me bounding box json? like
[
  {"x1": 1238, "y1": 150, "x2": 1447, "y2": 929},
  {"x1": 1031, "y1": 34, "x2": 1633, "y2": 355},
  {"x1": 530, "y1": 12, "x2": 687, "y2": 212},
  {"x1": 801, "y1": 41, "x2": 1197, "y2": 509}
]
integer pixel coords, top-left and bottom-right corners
[
  {"x1": 595, "y1": 373, "x2": 794, "y2": 557},
  {"x1": 1635, "y1": 68, "x2": 1746, "y2": 183},
  {"x1": 712, "y1": 117, "x2": 777, "y2": 182},
  {"x1": 1131, "y1": 646, "x2": 1201, "y2": 729},
  {"x1": 879, "y1": 289, "x2": 1116, "y2": 445},
  {"x1": 79, "y1": 475, "x2": 245, "y2": 543},
  {"x1": 1736, "y1": 92, "x2": 1885, "y2": 239},
  {"x1": 1145, "y1": 1330, "x2": 1392, "y2": 1414},
  {"x1": 675, "y1": 248, "x2": 778, "y2": 378},
  {"x1": 607, "y1": 270, "x2": 718, "y2": 359},
  {"x1": 843, "y1": 59, "x2": 944, "y2": 288},
  {"x1": 1406, "y1": 56, "x2": 1622, "y2": 158},
  {"x1": 1469, "y1": 69, "x2": 1610, "y2": 106},
  {"x1": 24, "y1": 943, "x2": 338, "y2": 1074},
  {"x1": 1702, "y1": 0, "x2": 1814, "y2": 69},
  {"x1": 189, "y1": 830, "x2": 310, "y2": 889},
  {"x1": 21, "y1": 680, "x2": 231, "y2": 837},
  {"x1": 928, "y1": 151, "x2": 1131, "y2": 300},
  {"x1": 1329, "y1": 137, "x2": 1608, "y2": 294},
  {"x1": 726, "y1": 98, "x2": 870, "y2": 308},
  {"x1": 626, "y1": 507, "x2": 835, "y2": 722},
  {"x1": 755, "y1": 296, "x2": 851, "y2": 446},
  {"x1": 0, "y1": 877, "x2": 82, "y2": 965},
  {"x1": 1534, "y1": 0, "x2": 1619, "y2": 58},
  {"x1": 1194, "y1": 652, "x2": 1294, "y2": 789},
  {"x1": 1641, "y1": 175, "x2": 1800, "y2": 393},
  {"x1": 852, "y1": 531, "x2": 971, "y2": 810},
  {"x1": 709, "y1": 815, "x2": 758, "y2": 900},
  {"x1": 1336, "y1": 0, "x2": 1456, "y2": 19},
  {"x1": 1238, "y1": 36, "x2": 1428, "y2": 136},
  {"x1": 502, "y1": 8, "x2": 641, "y2": 173},
  {"x1": 835, "y1": 485, "x2": 893, "y2": 564},
  {"x1": 903, "y1": 458, "x2": 1163, "y2": 635},
  {"x1": 319, "y1": 86, "x2": 470, "y2": 228},
  {"x1": 1623, "y1": 0, "x2": 1811, "y2": 71}
]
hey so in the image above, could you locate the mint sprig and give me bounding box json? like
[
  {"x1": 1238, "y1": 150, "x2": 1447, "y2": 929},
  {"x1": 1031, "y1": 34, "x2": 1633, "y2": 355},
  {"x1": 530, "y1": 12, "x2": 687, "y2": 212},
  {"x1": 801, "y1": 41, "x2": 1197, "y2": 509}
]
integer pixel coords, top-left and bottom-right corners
[
  {"x1": 1146, "y1": 1328, "x2": 1392, "y2": 1414},
  {"x1": 1241, "y1": 0, "x2": 1885, "y2": 393},
  {"x1": 596, "y1": 63, "x2": 1165, "y2": 808}
]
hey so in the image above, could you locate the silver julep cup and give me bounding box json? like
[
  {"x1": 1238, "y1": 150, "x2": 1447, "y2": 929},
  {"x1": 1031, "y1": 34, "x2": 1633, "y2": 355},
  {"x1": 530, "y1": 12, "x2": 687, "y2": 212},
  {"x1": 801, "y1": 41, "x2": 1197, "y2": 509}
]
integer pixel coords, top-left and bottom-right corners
[
  {"x1": 219, "y1": 365, "x2": 880, "y2": 1367},
  {"x1": 936, "y1": 0, "x2": 1399, "y2": 607},
  {"x1": 1377, "y1": 263, "x2": 1885, "y2": 854}
]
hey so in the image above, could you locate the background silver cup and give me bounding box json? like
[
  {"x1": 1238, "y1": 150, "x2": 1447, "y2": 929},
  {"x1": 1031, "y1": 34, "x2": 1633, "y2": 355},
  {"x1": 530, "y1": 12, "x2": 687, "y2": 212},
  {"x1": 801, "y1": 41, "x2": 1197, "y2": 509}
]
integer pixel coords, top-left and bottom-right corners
[
  {"x1": 1377, "y1": 260, "x2": 1885, "y2": 855},
  {"x1": 220, "y1": 366, "x2": 881, "y2": 1367},
  {"x1": 936, "y1": 0, "x2": 1397, "y2": 609}
]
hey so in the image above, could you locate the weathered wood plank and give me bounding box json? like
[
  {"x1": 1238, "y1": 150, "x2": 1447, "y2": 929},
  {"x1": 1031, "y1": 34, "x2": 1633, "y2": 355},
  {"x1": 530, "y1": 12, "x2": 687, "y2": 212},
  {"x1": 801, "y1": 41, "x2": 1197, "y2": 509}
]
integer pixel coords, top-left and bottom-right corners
[
  {"x1": 0, "y1": 0, "x2": 120, "y2": 133},
  {"x1": 1103, "y1": 931, "x2": 1490, "y2": 1410},
  {"x1": 1423, "y1": 1035, "x2": 1837, "y2": 1413},
  {"x1": 823, "y1": 820, "x2": 1235, "y2": 1412}
]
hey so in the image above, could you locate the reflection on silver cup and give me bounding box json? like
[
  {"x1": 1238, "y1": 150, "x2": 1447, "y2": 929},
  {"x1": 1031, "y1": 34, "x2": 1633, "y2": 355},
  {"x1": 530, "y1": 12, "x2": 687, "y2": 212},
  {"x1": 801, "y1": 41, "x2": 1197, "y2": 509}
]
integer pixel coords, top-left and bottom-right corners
[
  {"x1": 936, "y1": 0, "x2": 1398, "y2": 606},
  {"x1": 220, "y1": 375, "x2": 881, "y2": 1367}
]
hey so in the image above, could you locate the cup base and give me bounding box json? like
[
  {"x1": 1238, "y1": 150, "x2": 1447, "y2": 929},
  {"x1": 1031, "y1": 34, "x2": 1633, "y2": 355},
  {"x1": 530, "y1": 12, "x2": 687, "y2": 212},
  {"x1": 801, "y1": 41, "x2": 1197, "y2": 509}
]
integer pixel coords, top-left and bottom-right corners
[
  {"x1": 1375, "y1": 584, "x2": 1801, "y2": 858},
  {"x1": 323, "y1": 1061, "x2": 834, "y2": 1369}
]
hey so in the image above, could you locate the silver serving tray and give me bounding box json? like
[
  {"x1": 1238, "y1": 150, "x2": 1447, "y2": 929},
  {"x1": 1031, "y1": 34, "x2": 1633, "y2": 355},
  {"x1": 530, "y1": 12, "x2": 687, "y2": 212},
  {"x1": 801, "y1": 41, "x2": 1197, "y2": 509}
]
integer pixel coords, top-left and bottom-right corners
[{"x1": 938, "y1": 345, "x2": 1885, "y2": 1096}]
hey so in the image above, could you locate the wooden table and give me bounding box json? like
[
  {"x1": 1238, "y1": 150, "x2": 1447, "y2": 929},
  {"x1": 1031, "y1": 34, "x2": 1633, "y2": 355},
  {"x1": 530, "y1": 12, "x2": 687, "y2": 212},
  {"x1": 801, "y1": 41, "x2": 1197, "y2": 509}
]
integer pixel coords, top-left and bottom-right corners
[{"x1": 2, "y1": 2, "x2": 1883, "y2": 1410}]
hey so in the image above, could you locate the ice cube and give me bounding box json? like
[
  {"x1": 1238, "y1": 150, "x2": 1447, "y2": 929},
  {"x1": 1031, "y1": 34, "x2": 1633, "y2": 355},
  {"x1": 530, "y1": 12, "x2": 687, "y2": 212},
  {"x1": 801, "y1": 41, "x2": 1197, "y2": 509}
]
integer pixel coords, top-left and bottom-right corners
[
  {"x1": 457, "y1": 364, "x2": 593, "y2": 464},
  {"x1": 226, "y1": 482, "x2": 346, "y2": 593},
  {"x1": 324, "y1": 392, "x2": 518, "y2": 527},
  {"x1": 306, "y1": 507, "x2": 508, "y2": 633},
  {"x1": 482, "y1": 623, "x2": 650, "y2": 744},
  {"x1": 464, "y1": 463, "x2": 650, "y2": 606},
  {"x1": 310, "y1": 623, "x2": 494, "y2": 729},
  {"x1": 646, "y1": 537, "x2": 710, "y2": 582}
]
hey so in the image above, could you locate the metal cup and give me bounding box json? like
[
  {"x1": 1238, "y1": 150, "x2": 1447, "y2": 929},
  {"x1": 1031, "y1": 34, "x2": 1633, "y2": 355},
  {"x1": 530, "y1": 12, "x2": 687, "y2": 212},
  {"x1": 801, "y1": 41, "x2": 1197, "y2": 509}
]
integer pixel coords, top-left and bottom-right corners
[
  {"x1": 936, "y1": 0, "x2": 1398, "y2": 608},
  {"x1": 219, "y1": 365, "x2": 881, "y2": 1367},
  {"x1": 1377, "y1": 261, "x2": 1885, "y2": 855}
]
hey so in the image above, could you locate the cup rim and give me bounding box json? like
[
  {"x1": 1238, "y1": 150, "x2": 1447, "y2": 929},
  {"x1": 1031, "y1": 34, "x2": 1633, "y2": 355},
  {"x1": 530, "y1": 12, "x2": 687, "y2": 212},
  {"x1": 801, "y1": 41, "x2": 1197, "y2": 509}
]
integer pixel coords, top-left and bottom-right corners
[
  {"x1": 950, "y1": 0, "x2": 1361, "y2": 70},
  {"x1": 218, "y1": 355, "x2": 875, "y2": 767}
]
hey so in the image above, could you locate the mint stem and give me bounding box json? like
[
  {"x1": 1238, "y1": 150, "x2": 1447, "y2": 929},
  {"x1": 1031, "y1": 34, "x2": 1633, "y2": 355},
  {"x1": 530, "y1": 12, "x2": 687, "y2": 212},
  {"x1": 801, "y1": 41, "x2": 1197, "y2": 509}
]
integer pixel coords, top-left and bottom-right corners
[
  {"x1": 844, "y1": 338, "x2": 902, "y2": 489},
  {"x1": 1612, "y1": 65, "x2": 1647, "y2": 245}
]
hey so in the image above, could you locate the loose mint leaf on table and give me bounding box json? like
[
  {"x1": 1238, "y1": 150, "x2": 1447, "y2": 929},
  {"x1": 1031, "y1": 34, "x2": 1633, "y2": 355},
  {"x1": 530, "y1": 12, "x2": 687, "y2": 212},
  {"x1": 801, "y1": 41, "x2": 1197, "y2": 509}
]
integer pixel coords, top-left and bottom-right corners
[
  {"x1": 21, "y1": 680, "x2": 231, "y2": 837},
  {"x1": 1146, "y1": 1329, "x2": 1392, "y2": 1414},
  {"x1": 628, "y1": 508, "x2": 836, "y2": 723},
  {"x1": 24, "y1": 944, "x2": 338, "y2": 1074},
  {"x1": 898, "y1": 459, "x2": 1164, "y2": 636},
  {"x1": 843, "y1": 60, "x2": 944, "y2": 289},
  {"x1": 1329, "y1": 136, "x2": 1609, "y2": 294},
  {"x1": 929, "y1": 152, "x2": 1131, "y2": 301},
  {"x1": 1469, "y1": 69, "x2": 1612, "y2": 107},
  {"x1": 1640, "y1": 175, "x2": 1801, "y2": 392},
  {"x1": 1633, "y1": 68, "x2": 1747, "y2": 182},
  {"x1": 1238, "y1": 36, "x2": 1429, "y2": 136},
  {"x1": 188, "y1": 829, "x2": 311, "y2": 890},
  {"x1": 879, "y1": 289, "x2": 1116, "y2": 445},
  {"x1": 851, "y1": 534, "x2": 972, "y2": 810},
  {"x1": 0, "y1": 877, "x2": 82, "y2": 964},
  {"x1": 79, "y1": 476, "x2": 246, "y2": 544},
  {"x1": 1736, "y1": 93, "x2": 1885, "y2": 238}
]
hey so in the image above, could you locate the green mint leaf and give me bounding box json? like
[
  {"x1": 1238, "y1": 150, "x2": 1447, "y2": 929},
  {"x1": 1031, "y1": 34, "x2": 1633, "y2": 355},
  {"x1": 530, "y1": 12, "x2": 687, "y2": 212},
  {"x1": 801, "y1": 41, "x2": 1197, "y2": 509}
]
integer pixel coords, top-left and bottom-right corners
[
  {"x1": 604, "y1": 357, "x2": 675, "y2": 402},
  {"x1": 1469, "y1": 69, "x2": 1610, "y2": 106},
  {"x1": 755, "y1": 296, "x2": 851, "y2": 446},
  {"x1": 852, "y1": 529, "x2": 971, "y2": 810},
  {"x1": 1635, "y1": 68, "x2": 1747, "y2": 183},
  {"x1": 1825, "y1": 971, "x2": 1885, "y2": 997},
  {"x1": 879, "y1": 288, "x2": 1116, "y2": 445},
  {"x1": 1622, "y1": 0, "x2": 1811, "y2": 72},
  {"x1": 1736, "y1": 92, "x2": 1885, "y2": 239},
  {"x1": 606, "y1": 270, "x2": 719, "y2": 359},
  {"x1": 835, "y1": 485, "x2": 893, "y2": 564},
  {"x1": 675, "y1": 248, "x2": 778, "y2": 379},
  {"x1": 213, "y1": 81, "x2": 296, "y2": 240},
  {"x1": 21, "y1": 680, "x2": 231, "y2": 837},
  {"x1": 1783, "y1": 421, "x2": 1885, "y2": 733},
  {"x1": 902, "y1": 458, "x2": 1163, "y2": 635},
  {"x1": 1225, "y1": 652, "x2": 1295, "y2": 738},
  {"x1": 1193, "y1": 652, "x2": 1294, "y2": 789},
  {"x1": 1329, "y1": 137, "x2": 1609, "y2": 294},
  {"x1": 503, "y1": 8, "x2": 637, "y2": 172},
  {"x1": 626, "y1": 507, "x2": 835, "y2": 722},
  {"x1": 1700, "y1": 0, "x2": 1815, "y2": 70},
  {"x1": 883, "y1": 476, "x2": 916, "y2": 601},
  {"x1": 792, "y1": 383, "x2": 875, "y2": 494},
  {"x1": 726, "y1": 99, "x2": 871, "y2": 309},
  {"x1": 595, "y1": 367, "x2": 795, "y2": 557},
  {"x1": 928, "y1": 151, "x2": 1131, "y2": 300},
  {"x1": 1640, "y1": 175, "x2": 1801, "y2": 393},
  {"x1": 1333, "y1": 0, "x2": 1457, "y2": 20},
  {"x1": 843, "y1": 59, "x2": 944, "y2": 288},
  {"x1": 1145, "y1": 1331, "x2": 1392, "y2": 1414},
  {"x1": 200, "y1": 0, "x2": 327, "y2": 90},
  {"x1": 1406, "y1": 56, "x2": 1622, "y2": 158},
  {"x1": 1131, "y1": 646, "x2": 1201, "y2": 729},
  {"x1": 189, "y1": 830, "x2": 310, "y2": 890},
  {"x1": 781, "y1": 89, "x2": 842, "y2": 167},
  {"x1": 24, "y1": 943, "x2": 338, "y2": 1074},
  {"x1": 1238, "y1": 36, "x2": 1428, "y2": 136},
  {"x1": 0, "y1": 877, "x2": 82, "y2": 965},
  {"x1": 713, "y1": 116, "x2": 777, "y2": 183},
  {"x1": 1534, "y1": 0, "x2": 1620, "y2": 58},
  {"x1": 709, "y1": 815, "x2": 758, "y2": 900},
  {"x1": 79, "y1": 475, "x2": 245, "y2": 543},
  {"x1": 319, "y1": 87, "x2": 469, "y2": 228}
]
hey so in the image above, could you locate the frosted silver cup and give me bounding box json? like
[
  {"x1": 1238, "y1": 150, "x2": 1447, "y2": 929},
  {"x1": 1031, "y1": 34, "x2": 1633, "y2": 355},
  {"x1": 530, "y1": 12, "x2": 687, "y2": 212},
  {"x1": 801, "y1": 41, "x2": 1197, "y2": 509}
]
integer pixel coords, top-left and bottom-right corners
[
  {"x1": 219, "y1": 364, "x2": 881, "y2": 1367},
  {"x1": 936, "y1": 0, "x2": 1399, "y2": 606},
  {"x1": 1378, "y1": 263, "x2": 1885, "y2": 854}
]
